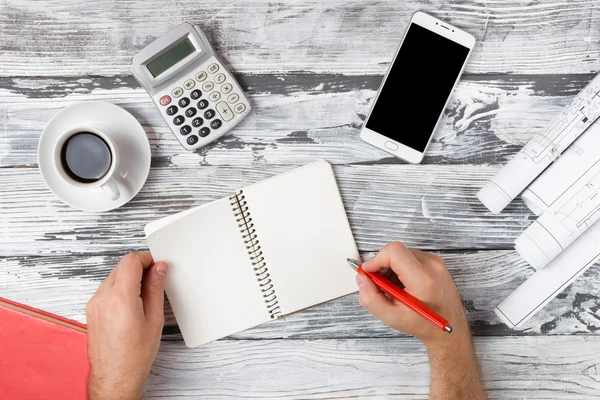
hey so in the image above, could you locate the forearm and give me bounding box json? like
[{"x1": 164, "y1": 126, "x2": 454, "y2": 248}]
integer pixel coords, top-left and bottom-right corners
[{"x1": 426, "y1": 333, "x2": 486, "y2": 400}]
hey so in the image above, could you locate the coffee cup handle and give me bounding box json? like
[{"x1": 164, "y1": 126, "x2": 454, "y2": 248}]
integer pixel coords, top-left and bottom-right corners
[{"x1": 101, "y1": 179, "x2": 120, "y2": 201}]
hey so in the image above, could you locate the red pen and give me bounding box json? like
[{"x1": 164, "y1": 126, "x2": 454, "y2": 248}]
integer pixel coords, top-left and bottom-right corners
[{"x1": 348, "y1": 258, "x2": 452, "y2": 334}]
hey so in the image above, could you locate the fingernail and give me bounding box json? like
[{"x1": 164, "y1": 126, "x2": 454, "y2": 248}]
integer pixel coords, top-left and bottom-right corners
[
  {"x1": 361, "y1": 260, "x2": 371, "y2": 269},
  {"x1": 155, "y1": 262, "x2": 168, "y2": 276},
  {"x1": 355, "y1": 274, "x2": 364, "y2": 288}
]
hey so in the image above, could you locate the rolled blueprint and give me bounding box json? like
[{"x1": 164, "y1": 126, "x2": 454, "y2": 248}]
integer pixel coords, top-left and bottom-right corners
[
  {"x1": 477, "y1": 73, "x2": 600, "y2": 214},
  {"x1": 522, "y1": 121, "x2": 600, "y2": 216},
  {"x1": 495, "y1": 219, "x2": 600, "y2": 328},
  {"x1": 515, "y1": 158, "x2": 600, "y2": 269}
]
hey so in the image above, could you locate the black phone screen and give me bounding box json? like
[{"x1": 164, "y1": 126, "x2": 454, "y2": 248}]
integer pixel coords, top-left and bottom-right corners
[{"x1": 365, "y1": 23, "x2": 470, "y2": 152}]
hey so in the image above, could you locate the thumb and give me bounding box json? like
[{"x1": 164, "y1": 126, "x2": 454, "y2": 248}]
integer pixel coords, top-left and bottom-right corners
[{"x1": 141, "y1": 261, "x2": 168, "y2": 321}]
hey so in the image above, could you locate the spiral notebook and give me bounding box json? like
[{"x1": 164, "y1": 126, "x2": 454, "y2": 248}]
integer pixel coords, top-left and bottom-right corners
[{"x1": 145, "y1": 160, "x2": 359, "y2": 347}]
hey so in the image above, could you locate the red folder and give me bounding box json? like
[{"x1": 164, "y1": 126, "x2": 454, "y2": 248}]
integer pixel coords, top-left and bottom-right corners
[{"x1": 0, "y1": 297, "x2": 89, "y2": 399}]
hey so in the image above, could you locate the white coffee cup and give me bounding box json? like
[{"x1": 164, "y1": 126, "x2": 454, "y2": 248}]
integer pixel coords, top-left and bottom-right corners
[{"x1": 52, "y1": 127, "x2": 121, "y2": 201}]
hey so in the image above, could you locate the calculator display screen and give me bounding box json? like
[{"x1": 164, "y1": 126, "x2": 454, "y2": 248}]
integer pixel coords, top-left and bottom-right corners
[
  {"x1": 365, "y1": 23, "x2": 470, "y2": 152},
  {"x1": 146, "y1": 38, "x2": 197, "y2": 77}
]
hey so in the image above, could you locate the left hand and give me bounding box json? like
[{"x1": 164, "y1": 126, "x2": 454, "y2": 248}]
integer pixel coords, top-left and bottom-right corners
[{"x1": 85, "y1": 252, "x2": 168, "y2": 400}]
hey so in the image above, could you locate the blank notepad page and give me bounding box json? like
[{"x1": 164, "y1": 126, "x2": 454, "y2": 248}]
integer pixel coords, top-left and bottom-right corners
[
  {"x1": 243, "y1": 160, "x2": 359, "y2": 314},
  {"x1": 146, "y1": 197, "x2": 270, "y2": 347}
]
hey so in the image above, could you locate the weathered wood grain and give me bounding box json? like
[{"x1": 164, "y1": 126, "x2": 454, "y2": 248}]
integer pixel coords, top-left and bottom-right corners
[
  {"x1": 3, "y1": 250, "x2": 599, "y2": 337},
  {"x1": 0, "y1": 164, "x2": 535, "y2": 256},
  {"x1": 143, "y1": 337, "x2": 600, "y2": 400},
  {"x1": 0, "y1": 73, "x2": 594, "y2": 168},
  {"x1": 1, "y1": 1, "x2": 599, "y2": 76}
]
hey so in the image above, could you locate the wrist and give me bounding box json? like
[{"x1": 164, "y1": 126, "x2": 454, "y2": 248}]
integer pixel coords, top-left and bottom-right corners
[
  {"x1": 87, "y1": 371, "x2": 142, "y2": 400},
  {"x1": 424, "y1": 320, "x2": 473, "y2": 359}
]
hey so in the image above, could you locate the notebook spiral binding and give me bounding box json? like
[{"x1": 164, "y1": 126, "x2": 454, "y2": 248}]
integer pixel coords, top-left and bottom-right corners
[{"x1": 229, "y1": 190, "x2": 282, "y2": 319}]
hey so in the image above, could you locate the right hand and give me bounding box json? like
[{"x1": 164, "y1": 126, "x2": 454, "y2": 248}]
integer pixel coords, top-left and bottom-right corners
[{"x1": 356, "y1": 242, "x2": 470, "y2": 349}]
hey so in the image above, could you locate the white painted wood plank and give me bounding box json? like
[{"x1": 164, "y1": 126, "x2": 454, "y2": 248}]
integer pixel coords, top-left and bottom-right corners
[
  {"x1": 0, "y1": 74, "x2": 591, "y2": 167},
  {"x1": 143, "y1": 337, "x2": 600, "y2": 399},
  {"x1": 3, "y1": 250, "x2": 599, "y2": 337},
  {"x1": 1, "y1": 1, "x2": 599, "y2": 76},
  {"x1": 0, "y1": 164, "x2": 533, "y2": 256}
]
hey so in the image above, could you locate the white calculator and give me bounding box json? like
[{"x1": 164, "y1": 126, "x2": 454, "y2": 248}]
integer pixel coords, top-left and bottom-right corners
[{"x1": 131, "y1": 23, "x2": 251, "y2": 150}]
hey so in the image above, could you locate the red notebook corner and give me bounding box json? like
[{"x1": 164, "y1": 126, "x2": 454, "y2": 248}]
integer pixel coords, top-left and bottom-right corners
[{"x1": 0, "y1": 297, "x2": 89, "y2": 400}]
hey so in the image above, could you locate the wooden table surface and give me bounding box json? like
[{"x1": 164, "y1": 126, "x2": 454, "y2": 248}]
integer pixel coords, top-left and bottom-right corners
[{"x1": 2, "y1": 1, "x2": 600, "y2": 399}]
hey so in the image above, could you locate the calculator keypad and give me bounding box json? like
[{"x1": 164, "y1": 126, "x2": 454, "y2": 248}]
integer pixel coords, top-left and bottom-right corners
[{"x1": 156, "y1": 56, "x2": 251, "y2": 150}]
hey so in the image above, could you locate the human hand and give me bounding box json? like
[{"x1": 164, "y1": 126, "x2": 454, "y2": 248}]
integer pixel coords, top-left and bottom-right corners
[
  {"x1": 356, "y1": 242, "x2": 469, "y2": 349},
  {"x1": 85, "y1": 252, "x2": 168, "y2": 400}
]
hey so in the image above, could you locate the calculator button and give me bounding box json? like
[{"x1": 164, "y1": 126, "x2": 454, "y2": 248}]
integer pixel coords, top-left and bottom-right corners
[
  {"x1": 221, "y1": 83, "x2": 233, "y2": 94},
  {"x1": 186, "y1": 135, "x2": 199, "y2": 145},
  {"x1": 178, "y1": 97, "x2": 190, "y2": 107},
  {"x1": 180, "y1": 125, "x2": 191, "y2": 135},
  {"x1": 190, "y1": 89, "x2": 202, "y2": 100},
  {"x1": 197, "y1": 99, "x2": 209, "y2": 110},
  {"x1": 209, "y1": 91, "x2": 221, "y2": 102},
  {"x1": 159, "y1": 95, "x2": 171, "y2": 106},
  {"x1": 173, "y1": 115, "x2": 185, "y2": 126},
  {"x1": 234, "y1": 103, "x2": 247, "y2": 114},
  {"x1": 192, "y1": 117, "x2": 204, "y2": 127},
  {"x1": 195, "y1": 71, "x2": 207, "y2": 82},
  {"x1": 216, "y1": 102, "x2": 233, "y2": 121},
  {"x1": 171, "y1": 87, "x2": 184, "y2": 98},
  {"x1": 199, "y1": 127, "x2": 210, "y2": 137},
  {"x1": 204, "y1": 109, "x2": 216, "y2": 119},
  {"x1": 210, "y1": 119, "x2": 223, "y2": 129},
  {"x1": 166, "y1": 105, "x2": 178, "y2": 116},
  {"x1": 185, "y1": 107, "x2": 197, "y2": 117},
  {"x1": 202, "y1": 81, "x2": 214, "y2": 92},
  {"x1": 214, "y1": 73, "x2": 226, "y2": 84},
  {"x1": 207, "y1": 63, "x2": 219, "y2": 74},
  {"x1": 227, "y1": 93, "x2": 239, "y2": 104},
  {"x1": 184, "y1": 79, "x2": 195, "y2": 90}
]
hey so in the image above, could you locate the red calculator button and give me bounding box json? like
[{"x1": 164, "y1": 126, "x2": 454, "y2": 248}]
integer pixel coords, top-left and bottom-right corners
[{"x1": 159, "y1": 95, "x2": 171, "y2": 106}]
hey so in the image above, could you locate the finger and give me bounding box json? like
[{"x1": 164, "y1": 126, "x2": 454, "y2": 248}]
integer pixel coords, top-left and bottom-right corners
[
  {"x1": 356, "y1": 273, "x2": 400, "y2": 325},
  {"x1": 141, "y1": 262, "x2": 168, "y2": 321},
  {"x1": 114, "y1": 252, "x2": 155, "y2": 293},
  {"x1": 98, "y1": 264, "x2": 119, "y2": 290},
  {"x1": 362, "y1": 242, "x2": 426, "y2": 287}
]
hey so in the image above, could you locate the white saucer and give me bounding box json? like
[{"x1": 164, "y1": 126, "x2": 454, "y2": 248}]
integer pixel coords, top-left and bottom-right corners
[{"x1": 38, "y1": 101, "x2": 151, "y2": 212}]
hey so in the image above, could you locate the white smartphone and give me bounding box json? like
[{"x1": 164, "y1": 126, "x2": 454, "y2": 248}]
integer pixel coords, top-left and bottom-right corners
[{"x1": 360, "y1": 12, "x2": 475, "y2": 163}]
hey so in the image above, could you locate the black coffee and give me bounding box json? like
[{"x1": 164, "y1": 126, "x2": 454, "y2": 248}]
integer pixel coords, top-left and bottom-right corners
[{"x1": 60, "y1": 132, "x2": 112, "y2": 183}]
